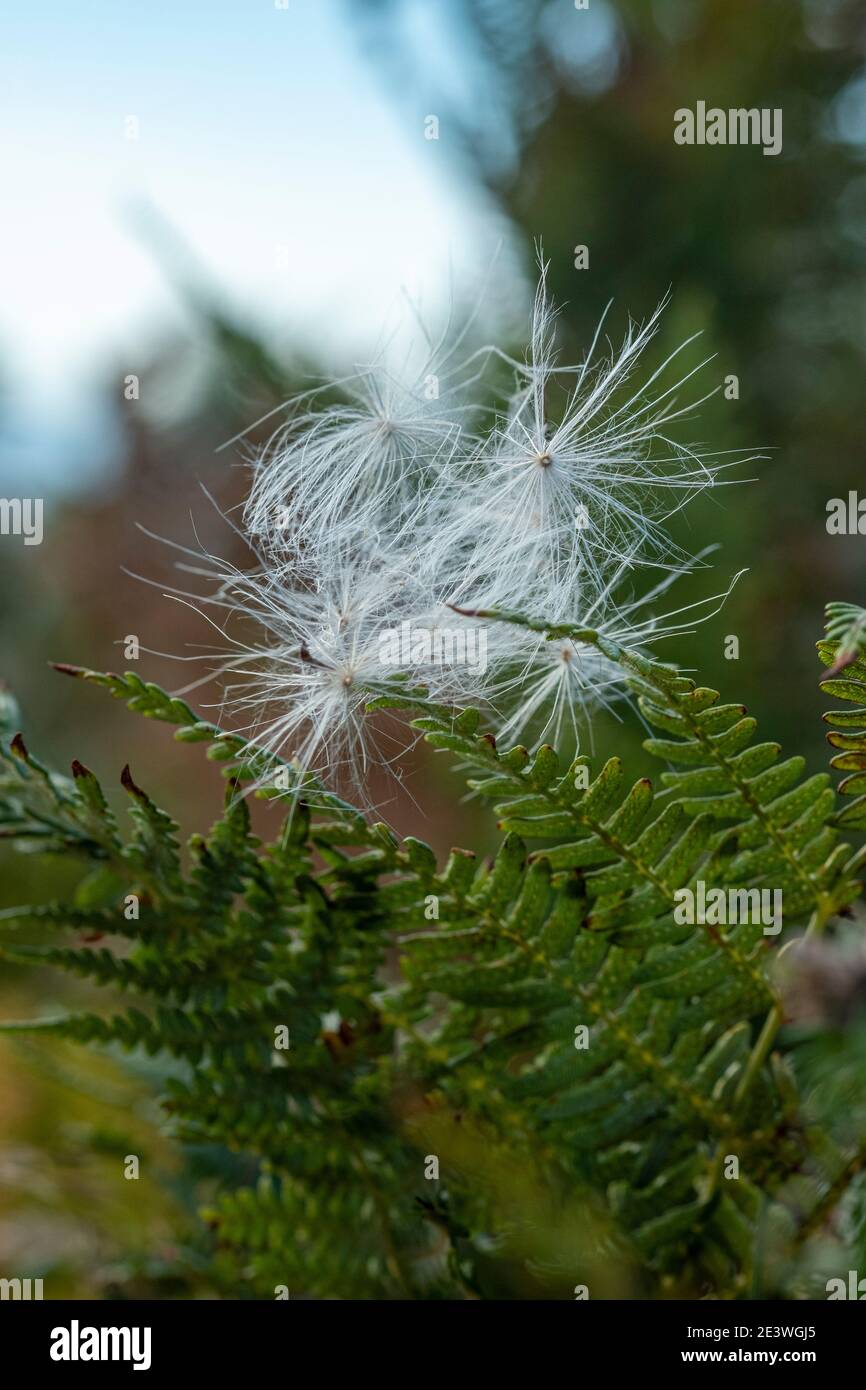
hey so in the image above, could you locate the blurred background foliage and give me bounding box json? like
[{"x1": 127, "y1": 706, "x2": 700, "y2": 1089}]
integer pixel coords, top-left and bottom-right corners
[{"x1": 2, "y1": 0, "x2": 866, "y2": 1295}]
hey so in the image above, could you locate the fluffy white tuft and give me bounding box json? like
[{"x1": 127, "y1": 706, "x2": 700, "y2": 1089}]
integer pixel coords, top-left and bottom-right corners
[{"x1": 161, "y1": 262, "x2": 748, "y2": 795}]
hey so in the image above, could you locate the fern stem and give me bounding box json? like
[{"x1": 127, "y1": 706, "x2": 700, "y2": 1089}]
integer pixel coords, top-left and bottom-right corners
[
  {"x1": 734, "y1": 894, "x2": 836, "y2": 1114},
  {"x1": 589, "y1": 814, "x2": 771, "y2": 1000},
  {"x1": 471, "y1": 898, "x2": 733, "y2": 1134},
  {"x1": 343, "y1": 1132, "x2": 414, "y2": 1296},
  {"x1": 704, "y1": 893, "x2": 840, "y2": 1209},
  {"x1": 732, "y1": 1004, "x2": 784, "y2": 1115},
  {"x1": 793, "y1": 1136, "x2": 866, "y2": 1248},
  {"x1": 674, "y1": 699, "x2": 824, "y2": 914}
]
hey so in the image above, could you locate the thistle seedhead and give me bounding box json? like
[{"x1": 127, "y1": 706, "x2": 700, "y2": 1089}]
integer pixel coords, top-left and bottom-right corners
[
  {"x1": 243, "y1": 335, "x2": 473, "y2": 555},
  {"x1": 157, "y1": 262, "x2": 746, "y2": 797},
  {"x1": 424, "y1": 261, "x2": 746, "y2": 618}
]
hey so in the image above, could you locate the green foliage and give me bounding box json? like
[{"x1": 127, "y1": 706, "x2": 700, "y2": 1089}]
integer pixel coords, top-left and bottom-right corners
[
  {"x1": 822, "y1": 603, "x2": 866, "y2": 676},
  {"x1": 820, "y1": 603, "x2": 866, "y2": 834},
  {"x1": 2, "y1": 624, "x2": 866, "y2": 1299}
]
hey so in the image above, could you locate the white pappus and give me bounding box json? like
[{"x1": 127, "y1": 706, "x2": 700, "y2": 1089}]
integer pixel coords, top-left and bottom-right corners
[{"x1": 162, "y1": 262, "x2": 749, "y2": 798}]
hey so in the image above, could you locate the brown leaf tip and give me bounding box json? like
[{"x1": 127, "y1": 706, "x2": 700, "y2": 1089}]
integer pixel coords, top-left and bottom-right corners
[
  {"x1": 120, "y1": 763, "x2": 145, "y2": 799},
  {"x1": 10, "y1": 732, "x2": 28, "y2": 759},
  {"x1": 447, "y1": 602, "x2": 491, "y2": 619},
  {"x1": 827, "y1": 652, "x2": 856, "y2": 679}
]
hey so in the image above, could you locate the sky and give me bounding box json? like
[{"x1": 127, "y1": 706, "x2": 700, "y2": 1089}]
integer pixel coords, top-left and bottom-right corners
[{"x1": 0, "y1": 0, "x2": 517, "y2": 492}]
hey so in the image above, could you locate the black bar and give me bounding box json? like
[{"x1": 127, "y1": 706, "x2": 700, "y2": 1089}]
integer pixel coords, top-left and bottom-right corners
[{"x1": 1, "y1": 1297, "x2": 862, "y2": 1375}]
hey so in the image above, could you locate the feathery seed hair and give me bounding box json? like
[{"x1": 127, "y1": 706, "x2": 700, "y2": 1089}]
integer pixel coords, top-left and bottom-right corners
[{"x1": 163, "y1": 260, "x2": 747, "y2": 798}]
